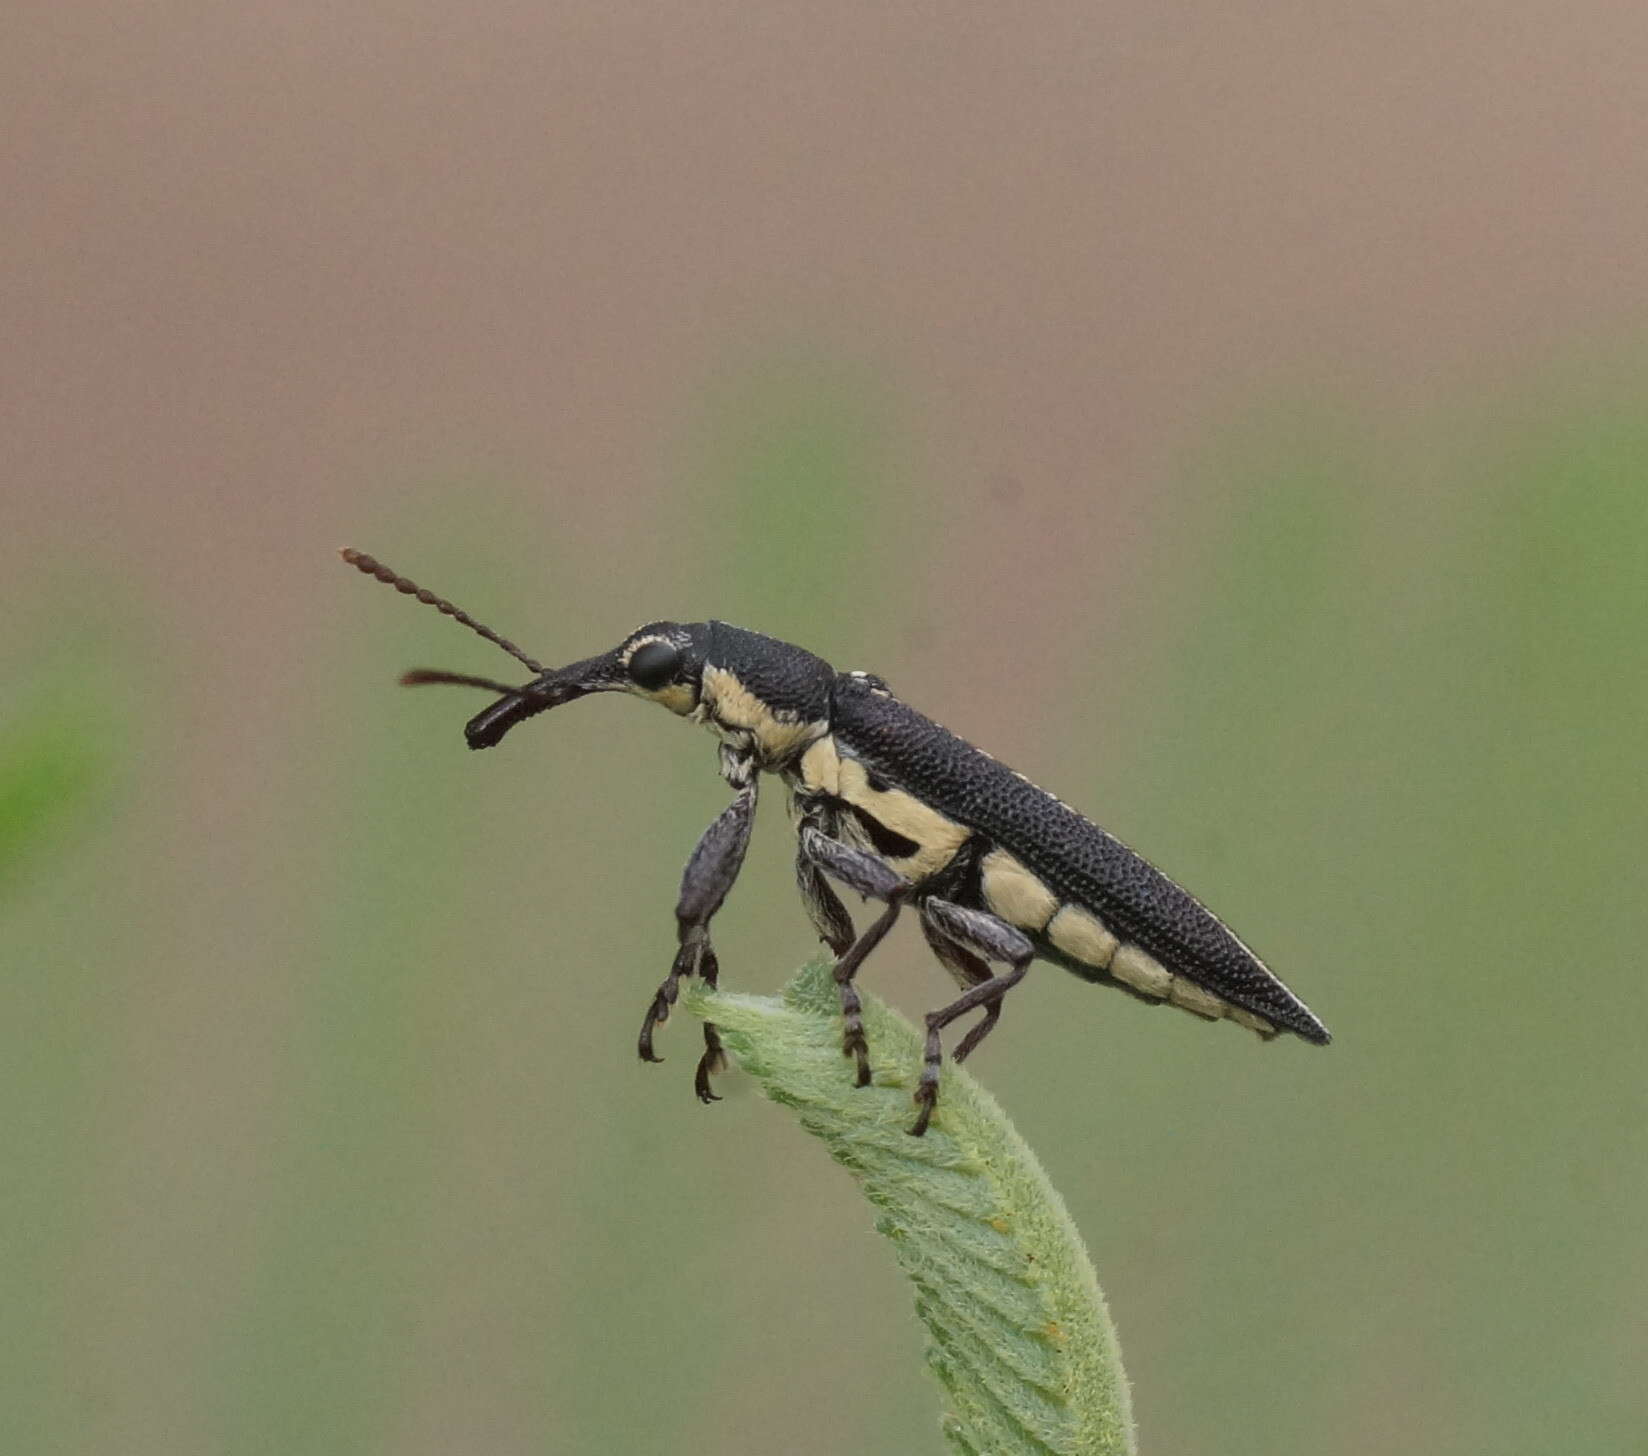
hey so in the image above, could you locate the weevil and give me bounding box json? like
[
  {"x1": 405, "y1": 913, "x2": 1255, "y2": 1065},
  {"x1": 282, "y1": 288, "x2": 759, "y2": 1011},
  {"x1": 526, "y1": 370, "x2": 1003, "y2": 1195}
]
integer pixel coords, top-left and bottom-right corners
[{"x1": 341, "y1": 548, "x2": 1330, "y2": 1135}]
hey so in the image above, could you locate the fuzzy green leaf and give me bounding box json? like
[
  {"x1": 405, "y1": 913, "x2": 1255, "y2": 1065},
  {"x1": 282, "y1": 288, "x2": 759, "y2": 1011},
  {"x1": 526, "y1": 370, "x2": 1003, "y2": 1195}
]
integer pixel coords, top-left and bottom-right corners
[{"x1": 686, "y1": 959, "x2": 1135, "y2": 1456}]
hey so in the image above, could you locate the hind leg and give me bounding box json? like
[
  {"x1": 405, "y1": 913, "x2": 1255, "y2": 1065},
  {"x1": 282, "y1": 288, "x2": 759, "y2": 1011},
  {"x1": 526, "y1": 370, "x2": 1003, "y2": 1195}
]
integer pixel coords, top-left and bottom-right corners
[{"x1": 909, "y1": 898, "x2": 1034, "y2": 1136}]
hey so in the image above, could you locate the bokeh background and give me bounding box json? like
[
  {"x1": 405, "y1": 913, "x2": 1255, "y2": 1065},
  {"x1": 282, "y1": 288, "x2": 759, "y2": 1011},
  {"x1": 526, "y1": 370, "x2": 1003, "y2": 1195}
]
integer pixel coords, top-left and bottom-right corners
[{"x1": 5, "y1": 6, "x2": 1646, "y2": 1453}]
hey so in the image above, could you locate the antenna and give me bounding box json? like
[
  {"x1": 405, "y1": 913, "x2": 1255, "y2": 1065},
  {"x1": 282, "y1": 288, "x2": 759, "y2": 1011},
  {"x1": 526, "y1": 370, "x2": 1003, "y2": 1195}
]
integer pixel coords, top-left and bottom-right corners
[
  {"x1": 338, "y1": 548, "x2": 545, "y2": 674},
  {"x1": 399, "y1": 668, "x2": 521, "y2": 693}
]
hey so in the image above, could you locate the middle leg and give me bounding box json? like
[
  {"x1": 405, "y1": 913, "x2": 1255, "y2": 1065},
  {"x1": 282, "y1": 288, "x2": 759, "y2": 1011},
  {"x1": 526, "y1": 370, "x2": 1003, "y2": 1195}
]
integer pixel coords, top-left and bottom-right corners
[{"x1": 798, "y1": 825, "x2": 911, "y2": 1086}]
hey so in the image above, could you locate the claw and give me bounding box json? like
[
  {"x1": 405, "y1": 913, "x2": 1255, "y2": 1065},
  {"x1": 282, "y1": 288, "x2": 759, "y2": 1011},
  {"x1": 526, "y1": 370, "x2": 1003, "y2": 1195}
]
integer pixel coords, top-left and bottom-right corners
[
  {"x1": 909, "y1": 1085, "x2": 937, "y2": 1137},
  {"x1": 638, "y1": 993, "x2": 672, "y2": 1063},
  {"x1": 842, "y1": 1030, "x2": 872, "y2": 1087},
  {"x1": 694, "y1": 1032, "x2": 727, "y2": 1102}
]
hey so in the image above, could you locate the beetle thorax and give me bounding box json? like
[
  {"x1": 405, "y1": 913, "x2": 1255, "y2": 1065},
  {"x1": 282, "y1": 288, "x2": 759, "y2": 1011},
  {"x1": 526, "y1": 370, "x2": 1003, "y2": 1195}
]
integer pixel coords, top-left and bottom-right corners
[{"x1": 695, "y1": 662, "x2": 829, "y2": 768}]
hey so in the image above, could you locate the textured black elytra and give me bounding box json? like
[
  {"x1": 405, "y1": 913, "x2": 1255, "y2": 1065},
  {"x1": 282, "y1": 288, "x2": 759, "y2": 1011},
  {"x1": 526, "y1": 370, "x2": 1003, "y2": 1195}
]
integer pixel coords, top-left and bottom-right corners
[{"x1": 341, "y1": 549, "x2": 1330, "y2": 1135}]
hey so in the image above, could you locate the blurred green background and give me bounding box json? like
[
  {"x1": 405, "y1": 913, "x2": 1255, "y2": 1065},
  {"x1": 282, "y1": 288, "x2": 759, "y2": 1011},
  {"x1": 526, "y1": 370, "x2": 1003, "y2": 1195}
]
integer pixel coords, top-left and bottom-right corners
[{"x1": 5, "y1": 8, "x2": 1647, "y2": 1454}]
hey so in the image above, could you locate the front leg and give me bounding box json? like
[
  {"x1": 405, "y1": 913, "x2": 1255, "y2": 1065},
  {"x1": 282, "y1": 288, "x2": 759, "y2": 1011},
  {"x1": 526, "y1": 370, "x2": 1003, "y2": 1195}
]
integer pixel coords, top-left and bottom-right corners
[
  {"x1": 798, "y1": 826, "x2": 910, "y2": 1086},
  {"x1": 638, "y1": 765, "x2": 758, "y2": 1103}
]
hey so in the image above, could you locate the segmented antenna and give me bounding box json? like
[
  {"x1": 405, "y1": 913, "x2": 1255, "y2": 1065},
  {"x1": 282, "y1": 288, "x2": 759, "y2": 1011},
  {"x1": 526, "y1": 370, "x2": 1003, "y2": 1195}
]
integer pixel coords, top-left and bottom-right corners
[{"x1": 338, "y1": 548, "x2": 545, "y2": 673}]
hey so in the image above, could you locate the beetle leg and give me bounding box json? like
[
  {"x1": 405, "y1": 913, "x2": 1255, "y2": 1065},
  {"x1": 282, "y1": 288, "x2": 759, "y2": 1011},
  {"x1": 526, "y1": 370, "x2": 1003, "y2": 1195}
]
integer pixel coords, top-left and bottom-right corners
[
  {"x1": 798, "y1": 826, "x2": 910, "y2": 1086},
  {"x1": 922, "y1": 902, "x2": 1013, "y2": 1065},
  {"x1": 693, "y1": 949, "x2": 726, "y2": 1104},
  {"x1": 792, "y1": 798, "x2": 857, "y2": 955},
  {"x1": 919, "y1": 902, "x2": 992, "y2": 995},
  {"x1": 832, "y1": 900, "x2": 902, "y2": 1088},
  {"x1": 799, "y1": 824, "x2": 908, "y2": 900},
  {"x1": 910, "y1": 898, "x2": 1034, "y2": 1136},
  {"x1": 796, "y1": 849, "x2": 856, "y2": 957},
  {"x1": 638, "y1": 776, "x2": 758, "y2": 1106}
]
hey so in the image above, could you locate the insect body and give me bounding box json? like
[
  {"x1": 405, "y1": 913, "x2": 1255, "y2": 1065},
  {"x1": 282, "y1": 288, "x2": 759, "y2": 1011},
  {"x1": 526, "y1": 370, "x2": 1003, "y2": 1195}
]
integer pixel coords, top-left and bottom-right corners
[{"x1": 342, "y1": 549, "x2": 1330, "y2": 1135}]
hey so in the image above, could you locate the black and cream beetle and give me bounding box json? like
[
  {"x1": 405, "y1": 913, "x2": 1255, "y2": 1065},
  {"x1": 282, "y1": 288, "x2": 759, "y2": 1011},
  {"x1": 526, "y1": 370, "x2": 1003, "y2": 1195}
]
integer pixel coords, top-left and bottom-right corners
[{"x1": 342, "y1": 548, "x2": 1330, "y2": 1135}]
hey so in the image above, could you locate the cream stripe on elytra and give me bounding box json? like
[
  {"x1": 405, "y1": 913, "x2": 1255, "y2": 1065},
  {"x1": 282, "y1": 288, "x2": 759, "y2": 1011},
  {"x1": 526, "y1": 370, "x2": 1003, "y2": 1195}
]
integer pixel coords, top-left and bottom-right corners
[
  {"x1": 1108, "y1": 941, "x2": 1167, "y2": 996},
  {"x1": 833, "y1": 755, "x2": 970, "y2": 881},
  {"x1": 1167, "y1": 976, "x2": 1226, "y2": 1020},
  {"x1": 980, "y1": 848, "x2": 1059, "y2": 932},
  {"x1": 1049, "y1": 915, "x2": 1277, "y2": 1035},
  {"x1": 1048, "y1": 903, "x2": 1121, "y2": 972}
]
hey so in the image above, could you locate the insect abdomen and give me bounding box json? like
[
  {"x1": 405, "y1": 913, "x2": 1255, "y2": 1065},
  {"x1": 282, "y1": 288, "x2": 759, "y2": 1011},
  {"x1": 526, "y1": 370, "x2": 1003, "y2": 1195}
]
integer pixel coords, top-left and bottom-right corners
[
  {"x1": 975, "y1": 846, "x2": 1282, "y2": 1037},
  {"x1": 829, "y1": 675, "x2": 1330, "y2": 1045}
]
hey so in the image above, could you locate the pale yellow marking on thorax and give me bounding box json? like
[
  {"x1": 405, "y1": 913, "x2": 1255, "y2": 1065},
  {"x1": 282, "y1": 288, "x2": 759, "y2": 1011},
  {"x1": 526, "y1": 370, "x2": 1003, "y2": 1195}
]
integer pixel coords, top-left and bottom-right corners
[
  {"x1": 797, "y1": 734, "x2": 842, "y2": 797},
  {"x1": 1048, "y1": 904, "x2": 1121, "y2": 973},
  {"x1": 835, "y1": 753, "x2": 970, "y2": 882},
  {"x1": 981, "y1": 849, "x2": 1058, "y2": 932},
  {"x1": 699, "y1": 665, "x2": 827, "y2": 764}
]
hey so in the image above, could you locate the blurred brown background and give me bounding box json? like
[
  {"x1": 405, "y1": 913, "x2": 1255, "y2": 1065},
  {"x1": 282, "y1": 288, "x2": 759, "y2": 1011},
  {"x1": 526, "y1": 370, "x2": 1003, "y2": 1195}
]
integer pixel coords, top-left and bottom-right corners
[{"x1": 4, "y1": 6, "x2": 1646, "y2": 1454}]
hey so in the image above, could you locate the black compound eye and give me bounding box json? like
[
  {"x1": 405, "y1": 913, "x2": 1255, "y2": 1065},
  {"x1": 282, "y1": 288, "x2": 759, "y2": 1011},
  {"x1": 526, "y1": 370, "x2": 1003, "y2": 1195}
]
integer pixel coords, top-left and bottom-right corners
[{"x1": 627, "y1": 640, "x2": 681, "y2": 690}]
